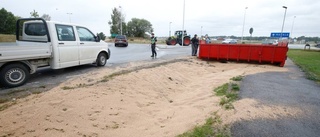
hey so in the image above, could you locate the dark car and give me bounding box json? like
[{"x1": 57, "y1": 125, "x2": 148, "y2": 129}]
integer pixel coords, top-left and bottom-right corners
[{"x1": 114, "y1": 35, "x2": 128, "y2": 47}]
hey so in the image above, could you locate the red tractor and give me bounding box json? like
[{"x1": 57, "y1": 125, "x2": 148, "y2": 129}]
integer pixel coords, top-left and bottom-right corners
[{"x1": 166, "y1": 30, "x2": 191, "y2": 46}]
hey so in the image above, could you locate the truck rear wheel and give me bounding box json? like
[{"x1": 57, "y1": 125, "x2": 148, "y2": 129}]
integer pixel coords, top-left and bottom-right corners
[
  {"x1": 0, "y1": 64, "x2": 30, "y2": 88},
  {"x1": 97, "y1": 53, "x2": 107, "y2": 66}
]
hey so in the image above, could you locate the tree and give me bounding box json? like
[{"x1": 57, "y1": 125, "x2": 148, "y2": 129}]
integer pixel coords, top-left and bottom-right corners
[
  {"x1": 0, "y1": 8, "x2": 17, "y2": 34},
  {"x1": 41, "y1": 14, "x2": 51, "y2": 21},
  {"x1": 30, "y1": 9, "x2": 39, "y2": 18},
  {"x1": 127, "y1": 18, "x2": 153, "y2": 37},
  {"x1": 108, "y1": 7, "x2": 127, "y2": 37},
  {"x1": 97, "y1": 32, "x2": 106, "y2": 40}
]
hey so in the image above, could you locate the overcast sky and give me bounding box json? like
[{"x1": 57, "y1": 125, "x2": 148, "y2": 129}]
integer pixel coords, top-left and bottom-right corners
[{"x1": 1, "y1": 0, "x2": 319, "y2": 37}]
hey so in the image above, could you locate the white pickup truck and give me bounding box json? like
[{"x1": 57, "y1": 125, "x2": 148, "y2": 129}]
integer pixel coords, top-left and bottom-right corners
[{"x1": 0, "y1": 18, "x2": 110, "y2": 88}]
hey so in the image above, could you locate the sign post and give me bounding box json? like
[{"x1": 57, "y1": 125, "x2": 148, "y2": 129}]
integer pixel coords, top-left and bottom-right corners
[{"x1": 270, "y1": 32, "x2": 290, "y2": 38}]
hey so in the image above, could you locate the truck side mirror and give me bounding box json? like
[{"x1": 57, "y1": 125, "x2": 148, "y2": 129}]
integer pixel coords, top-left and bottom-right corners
[{"x1": 95, "y1": 36, "x2": 101, "y2": 42}]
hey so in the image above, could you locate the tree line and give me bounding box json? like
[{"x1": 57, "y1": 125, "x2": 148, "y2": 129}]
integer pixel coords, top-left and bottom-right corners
[
  {"x1": 0, "y1": 8, "x2": 52, "y2": 34},
  {"x1": 108, "y1": 7, "x2": 153, "y2": 38},
  {"x1": 0, "y1": 7, "x2": 318, "y2": 42}
]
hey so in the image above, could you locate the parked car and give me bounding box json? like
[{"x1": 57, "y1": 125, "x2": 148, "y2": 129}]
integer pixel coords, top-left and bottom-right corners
[
  {"x1": 114, "y1": 35, "x2": 128, "y2": 47},
  {"x1": 262, "y1": 39, "x2": 278, "y2": 45},
  {"x1": 222, "y1": 39, "x2": 237, "y2": 44},
  {"x1": 0, "y1": 18, "x2": 110, "y2": 88}
]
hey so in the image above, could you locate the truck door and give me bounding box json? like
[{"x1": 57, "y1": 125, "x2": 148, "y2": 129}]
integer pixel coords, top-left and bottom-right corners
[
  {"x1": 56, "y1": 25, "x2": 79, "y2": 68},
  {"x1": 76, "y1": 27, "x2": 101, "y2": 64}
]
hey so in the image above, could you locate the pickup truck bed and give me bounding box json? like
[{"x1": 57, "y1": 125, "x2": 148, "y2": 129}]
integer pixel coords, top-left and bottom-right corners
[{"x1": 0, "y1": 42, "x2": 51, "y2": 63}]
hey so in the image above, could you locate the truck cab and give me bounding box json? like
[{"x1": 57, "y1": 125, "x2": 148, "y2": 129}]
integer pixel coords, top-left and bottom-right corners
[{"x1": 0, "y1": 18, "x2": 110, "y2": 88}]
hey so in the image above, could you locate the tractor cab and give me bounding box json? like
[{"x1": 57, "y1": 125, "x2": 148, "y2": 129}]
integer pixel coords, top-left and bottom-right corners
[{"x1": 174, "y1": 30, "x2": 187, "y2": 39}]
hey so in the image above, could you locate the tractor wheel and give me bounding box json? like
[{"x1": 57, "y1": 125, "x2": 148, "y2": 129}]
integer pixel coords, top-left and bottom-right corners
[
  {"x1": 166, "y1": 40, "x2": 171, "y2": 45},
  {"x1": 183, "y1": 36, "x2": 191, "y2": 46},
  {"x1": 170, "y1": 39, "x2": 177, "y2": 45}
]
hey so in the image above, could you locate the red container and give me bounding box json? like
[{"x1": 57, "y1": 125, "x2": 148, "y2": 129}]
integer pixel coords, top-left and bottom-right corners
[{"x1": 198, "y1": 42, "x2": 289, "y2": 67}]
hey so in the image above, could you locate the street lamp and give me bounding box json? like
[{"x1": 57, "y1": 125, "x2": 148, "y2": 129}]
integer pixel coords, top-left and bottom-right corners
[
  {"x1": 290, "y1": 16, "x2": 296, "y2": 39},
  {"x1": 66, "y1": 13, "x2": 72, "y2": 23},
  {"x1": 241, "y1": 7, "x2": 248, "y2": 43},
  {"x1": 119, "y1": 6, "x2": 122, "y2": 35},
  {"x1": 280, "y1": 6, "x2": 287, "y2": 40},
  {"x1": 182, "y1": 0, "x2": 185, "y2": 46},
  {"x1": 169, "y1": 22, "x2": 172, "y2": 37},
  {"x1": 201, "y1": 26, "x2": 203, "y2": 38}
]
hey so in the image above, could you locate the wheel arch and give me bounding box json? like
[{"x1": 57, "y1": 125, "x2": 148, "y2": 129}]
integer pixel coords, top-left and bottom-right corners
[
  {"x1": 0, "y1": 61, "x2": 33, "y2": 74},
  {"x1": 97, "y1": 49, "x2": 110, "y2": 60}
]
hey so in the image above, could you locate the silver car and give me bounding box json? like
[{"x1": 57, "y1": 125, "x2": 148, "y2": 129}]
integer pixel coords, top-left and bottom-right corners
[{"x1": 222, "y1": 39, "x2": 237, "y2": 44}]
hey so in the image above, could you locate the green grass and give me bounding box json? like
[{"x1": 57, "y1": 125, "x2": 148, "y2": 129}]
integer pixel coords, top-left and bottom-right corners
[
  {"x1": 287, "y1": 49, "x2": 320, "y2": 82},
  {"x1": 176, "y1": 113, "x2": 229, "y2": 137},
  {"x1": 214, "y1": 82, "x2": 240, "y2": 110},
  {"x1": 231, "y1": 83, "x2": 240, "y2": 91},
  {"x1": 214, "y1": 83, "x2": 229, "y2": 96},
  {"x1": 230, "y1": 76, "x2": 243, "y2": 81}
]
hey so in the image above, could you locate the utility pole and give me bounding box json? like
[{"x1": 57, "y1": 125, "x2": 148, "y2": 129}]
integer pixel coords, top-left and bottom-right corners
[
  {"x1": 241, "y1": 7, "x2": 248, "y2": 43},
  {"x1": 182, "y1": 0, "x2": 185, "y2": 46},
  {"x1": 280, "y1": 6, "x2": 287, "y2": 41},
  {"x1": 119, "y1": 6, "x2": 122, "y2": 35},
  {"x1": 66, "y1": 13, "x2": 72, "y2": 23}
]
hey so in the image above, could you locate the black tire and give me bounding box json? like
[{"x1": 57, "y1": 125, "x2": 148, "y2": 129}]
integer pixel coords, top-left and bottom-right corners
[
  {"x1": 0, "y1": 63, "x2": 30, "y2": 88},
  {"x1": 166, "y1": 40, "x2": 171, "y2": 45},
  {"x1": 170, "y1": 39, "x2": 177, "y2": 45},
  {"x1": 183, "y1": 36, "x2": 191, "y2": 46},
  {"x1": 96, "y1": 53, "x2": 107, "y2": 66}
]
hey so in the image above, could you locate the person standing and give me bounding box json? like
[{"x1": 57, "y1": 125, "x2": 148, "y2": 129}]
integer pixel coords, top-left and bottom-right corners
[
  {"x1": 150, "y1": 33, "x2": 157, "y2": 58},
  {"x1": 205, "y1": 34, "x2": 211, "y2": 44},
  {"x1": 191, "y1": 34, "x2": 199, "y2": 56}
]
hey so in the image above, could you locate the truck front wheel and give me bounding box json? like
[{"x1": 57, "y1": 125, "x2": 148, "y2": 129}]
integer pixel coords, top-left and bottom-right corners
[
  {"x1": 96, "y1": 53, "x2": 107, "y2": 67},
  {"x1": 0, "y1": 64, "x2": 30, "y2": 88}
]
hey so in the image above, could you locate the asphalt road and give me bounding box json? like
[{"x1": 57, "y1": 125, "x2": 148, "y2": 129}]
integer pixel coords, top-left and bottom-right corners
[{"x1": 231, "y1": 59, "x2": 320, "y2": 137}]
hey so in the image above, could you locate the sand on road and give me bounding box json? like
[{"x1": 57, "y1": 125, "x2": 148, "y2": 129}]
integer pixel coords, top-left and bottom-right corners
[{"x1": 0, "y1": 57, "x2": 292, "y2": 137}]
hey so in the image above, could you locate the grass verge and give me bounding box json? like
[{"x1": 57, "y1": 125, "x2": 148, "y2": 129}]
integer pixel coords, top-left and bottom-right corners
[
  {"x1": 214, "y1": 75, "x2": 243, "y2": 110},
  {"x1": 178, "y1": 76, "x2": 244, "y2": 137},
  {"x1": 287, "y1": 49, "x2": 320, "y2": 83},
  {"x1": 176, "y1": 112, "x2": 229, "y2": 137},
  {"x1": 0, "y1": 34, "x2": 15, "y2": 42}
]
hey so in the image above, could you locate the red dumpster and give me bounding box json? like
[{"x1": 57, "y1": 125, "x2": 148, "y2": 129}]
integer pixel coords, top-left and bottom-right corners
[{"x1": 198, "y1": 41, "x2": 288, "y2": 67}]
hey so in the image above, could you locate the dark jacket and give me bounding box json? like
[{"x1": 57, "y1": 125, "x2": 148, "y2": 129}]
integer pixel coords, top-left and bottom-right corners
[{"x1": 191, "y1": 37, "x2": 199, "y2": 45}]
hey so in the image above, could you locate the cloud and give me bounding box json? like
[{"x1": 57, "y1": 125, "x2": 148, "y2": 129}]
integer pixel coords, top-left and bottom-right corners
[{"x1": 1, "y1": 0, "x2": 319, "y2": 37}]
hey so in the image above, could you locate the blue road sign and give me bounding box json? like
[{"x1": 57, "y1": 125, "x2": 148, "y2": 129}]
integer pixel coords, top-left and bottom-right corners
[{"x1": 270, "y1": 32, "x2": 290, "y2": 38}]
